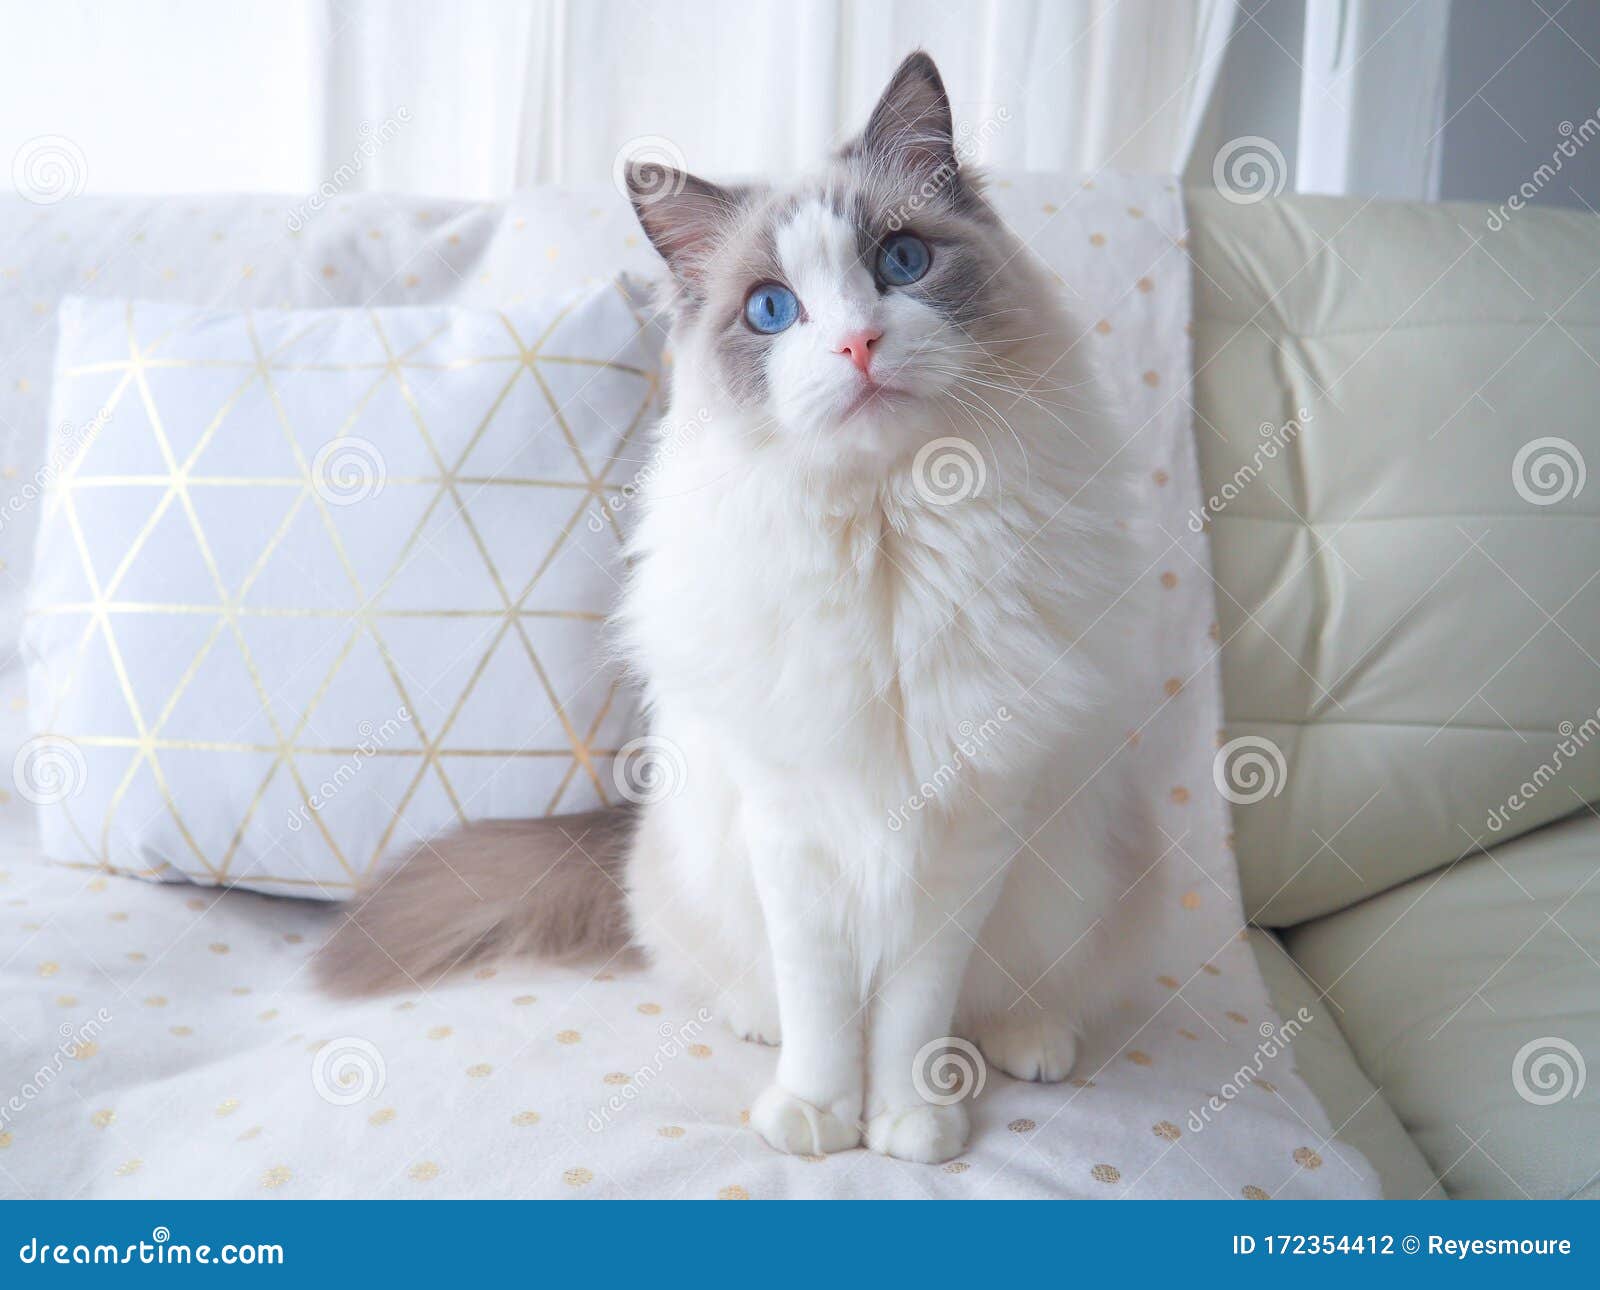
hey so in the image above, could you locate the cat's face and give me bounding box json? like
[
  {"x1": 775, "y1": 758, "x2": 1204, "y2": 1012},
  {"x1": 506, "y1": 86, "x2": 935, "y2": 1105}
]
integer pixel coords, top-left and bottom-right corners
[{"x1": 629, "y1": 52, "x2": 1025, "y2": 467}]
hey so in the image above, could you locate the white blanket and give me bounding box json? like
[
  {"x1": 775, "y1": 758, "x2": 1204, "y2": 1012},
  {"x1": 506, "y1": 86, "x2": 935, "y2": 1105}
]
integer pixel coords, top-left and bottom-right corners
[{"x1": 0, "y1": 176, "x2": 1380, "y2": 1199}]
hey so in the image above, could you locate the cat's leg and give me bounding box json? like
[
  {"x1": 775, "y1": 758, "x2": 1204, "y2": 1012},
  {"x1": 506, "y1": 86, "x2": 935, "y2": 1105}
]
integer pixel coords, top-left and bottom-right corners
[
  {"x1": 863, "y1": 918, "x2": 984, "y2": 1163},
  {"x1": 743, "y1": 809, "x2": 862, "y2": 1155},
  {"x1": 862, "y1": 822, "x2": 1014, "y2": 1164}
]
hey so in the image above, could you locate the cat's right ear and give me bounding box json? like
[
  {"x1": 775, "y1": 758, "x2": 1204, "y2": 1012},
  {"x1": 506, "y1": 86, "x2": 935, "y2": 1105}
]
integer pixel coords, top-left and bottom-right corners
[{"x1": 625, "y1": 163, "x2": 738, "y2": 286}]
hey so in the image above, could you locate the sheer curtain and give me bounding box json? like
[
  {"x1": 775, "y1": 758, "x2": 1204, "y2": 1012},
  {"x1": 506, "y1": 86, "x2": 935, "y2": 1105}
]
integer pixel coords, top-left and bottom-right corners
[
  {"x1": 0, "y1": 0, "x2": 1454, "y2": 201},
  {"x1": 0, "y1": 0, "x2": 1236, "y2": 199},
  {"x1": 322, "y1": 0, "x2": 1239, "y2": 195}
]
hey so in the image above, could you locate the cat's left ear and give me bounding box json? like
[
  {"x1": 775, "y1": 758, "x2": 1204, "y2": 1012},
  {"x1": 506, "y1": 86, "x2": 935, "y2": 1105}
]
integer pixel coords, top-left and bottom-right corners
[
  {"x1": 861, "y1": 50, "x2": 958, "y2": 186},
  {"x1": 625, "y1": 162, "x2": 741, "y2": 289}
]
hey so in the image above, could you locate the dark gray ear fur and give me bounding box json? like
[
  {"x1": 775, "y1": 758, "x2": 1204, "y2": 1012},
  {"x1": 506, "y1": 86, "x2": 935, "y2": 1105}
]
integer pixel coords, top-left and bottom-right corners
[
  {"x1": 860, "y1": 50, "x2": 959, "y2": 186},
  {"x1": 624, "y1": 163, "x2": 743, "y2": 285}
]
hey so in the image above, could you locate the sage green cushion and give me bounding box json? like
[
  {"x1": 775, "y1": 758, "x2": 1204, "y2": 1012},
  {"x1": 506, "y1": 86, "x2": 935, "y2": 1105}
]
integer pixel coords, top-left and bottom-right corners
[
  {"x1": 1187, "y1": 191, "x2": 1600, "y2": 926},
  {"x1": 1286, "y1": 810, "x2": 1600, "y2": 1198}
]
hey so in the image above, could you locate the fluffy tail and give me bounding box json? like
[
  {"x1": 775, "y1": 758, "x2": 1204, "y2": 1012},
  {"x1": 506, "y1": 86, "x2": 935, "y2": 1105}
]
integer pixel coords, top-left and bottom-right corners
[{"x1": 314, "y1": 807, "x2": 636, "y2": 997}]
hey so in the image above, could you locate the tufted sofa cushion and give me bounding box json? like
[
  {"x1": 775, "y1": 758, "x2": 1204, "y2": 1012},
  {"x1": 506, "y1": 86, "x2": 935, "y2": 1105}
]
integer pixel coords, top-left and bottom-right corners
[
  {"x1": 1287, "y1": 809, "x2": 1600, "y2": 1198},
  {"x1": 1187, "y1": 190, "x2": 1600, "y2": 926}
]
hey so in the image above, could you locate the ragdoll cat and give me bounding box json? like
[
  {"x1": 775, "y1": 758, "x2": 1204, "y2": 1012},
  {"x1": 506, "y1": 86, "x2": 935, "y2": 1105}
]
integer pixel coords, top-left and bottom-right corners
[{"x1": 318, "y1": 51, "x2": 1155, "y2": 1164}]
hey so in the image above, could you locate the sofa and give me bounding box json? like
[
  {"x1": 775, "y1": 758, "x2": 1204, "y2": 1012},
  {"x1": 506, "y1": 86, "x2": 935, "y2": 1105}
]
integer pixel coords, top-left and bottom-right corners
[
  {"x1": 1190, "y1": 190, "x2": 1600, "y2": 1199},
  {"x1": 0, "y1": 178, "x2": 1593, "y2": 1199}
]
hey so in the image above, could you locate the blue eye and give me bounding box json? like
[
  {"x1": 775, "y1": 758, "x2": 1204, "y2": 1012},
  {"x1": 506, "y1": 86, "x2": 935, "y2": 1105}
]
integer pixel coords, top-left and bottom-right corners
[
  {"x1": 744, "y1": 283, "x2": 800, "y2": 334},
  {"x1": 877, "y1": 233, "x2": 931, "y2": 286}
]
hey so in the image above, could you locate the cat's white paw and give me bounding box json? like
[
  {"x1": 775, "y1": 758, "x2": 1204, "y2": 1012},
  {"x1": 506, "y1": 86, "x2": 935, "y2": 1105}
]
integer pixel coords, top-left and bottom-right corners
[
  {"x1": 972, "y1": 1014, "x2": 1078, "y2": 1083},
  {"x1": 722, "y1": 996, "x2": 781, "y2": 1046},
  {"x1": 865, "y1": 1102, "x2": 969, "y2": 1164},
  {"x1": 749, "y1": 1085, "x2": 859, "y2": 1155}
]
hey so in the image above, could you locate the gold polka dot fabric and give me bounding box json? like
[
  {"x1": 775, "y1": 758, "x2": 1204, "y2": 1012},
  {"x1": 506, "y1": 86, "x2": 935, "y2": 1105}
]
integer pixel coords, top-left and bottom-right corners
[{"x1": 0, "y1": 175, "x2": 1377, "y2": 1199}]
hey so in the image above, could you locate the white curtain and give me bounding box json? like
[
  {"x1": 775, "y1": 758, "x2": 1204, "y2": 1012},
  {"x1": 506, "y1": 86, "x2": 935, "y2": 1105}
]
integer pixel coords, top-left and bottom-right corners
[
  {"x1": 0, "y1": 0, "x2": 1236, "y2": 199},
  {"x1": 0, "y1": 0, "x2": 1456, "y2": 202},
  {"x1": 322, "y1": 0, "x2": 1239, "y2": 195},
  {"x1": 1296, "y1": 0, "x2": 1452, "y2": 199}
]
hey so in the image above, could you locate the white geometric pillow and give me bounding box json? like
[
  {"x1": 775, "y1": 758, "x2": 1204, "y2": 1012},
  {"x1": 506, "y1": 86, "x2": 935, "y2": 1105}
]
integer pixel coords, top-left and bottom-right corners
[{"x1": 23, "y1": 283, "x2": 662, "y2": 898}]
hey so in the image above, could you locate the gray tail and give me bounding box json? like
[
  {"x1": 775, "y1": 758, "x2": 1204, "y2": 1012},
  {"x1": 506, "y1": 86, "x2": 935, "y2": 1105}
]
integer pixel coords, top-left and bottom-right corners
[{"x1": 314, "y1": 806, "x2": 636, "y2": 998}]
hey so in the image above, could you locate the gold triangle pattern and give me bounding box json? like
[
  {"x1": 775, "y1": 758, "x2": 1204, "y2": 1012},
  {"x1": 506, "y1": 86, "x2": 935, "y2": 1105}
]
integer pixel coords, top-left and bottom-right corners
[{"x1": 30, "y1": 287, "x2": 661, "y2": 893}]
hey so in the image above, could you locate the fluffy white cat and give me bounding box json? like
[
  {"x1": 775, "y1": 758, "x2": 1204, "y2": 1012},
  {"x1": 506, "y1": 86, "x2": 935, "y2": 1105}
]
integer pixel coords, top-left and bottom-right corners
[{"x1": 319, "y1": 51, "x2": 1155, "y2": 1165}]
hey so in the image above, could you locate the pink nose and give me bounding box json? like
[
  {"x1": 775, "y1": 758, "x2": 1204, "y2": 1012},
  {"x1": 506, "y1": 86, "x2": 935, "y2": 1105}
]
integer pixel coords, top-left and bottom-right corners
[{"x1": 835, "y1": 328, "x2": 882, "y2": 376}]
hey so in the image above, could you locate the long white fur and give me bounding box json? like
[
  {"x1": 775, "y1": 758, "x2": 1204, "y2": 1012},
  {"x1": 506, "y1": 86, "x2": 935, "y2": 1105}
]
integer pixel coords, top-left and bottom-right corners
[{"x1": 617, "y1": 191, "x2": 1156, "y2": 1164}]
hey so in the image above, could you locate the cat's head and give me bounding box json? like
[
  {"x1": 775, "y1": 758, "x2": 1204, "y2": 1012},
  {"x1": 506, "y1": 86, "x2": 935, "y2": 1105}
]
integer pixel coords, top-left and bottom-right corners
[{"x1": 625, "y1": 52, "x2": 1049, "y2": 470}]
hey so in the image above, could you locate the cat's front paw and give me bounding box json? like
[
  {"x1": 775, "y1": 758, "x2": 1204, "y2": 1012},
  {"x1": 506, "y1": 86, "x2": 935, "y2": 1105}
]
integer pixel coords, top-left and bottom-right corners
[
  {"x1": 721, "y1": 995, "x2": 781, "y2": 1047},
  {"x1": 971, "y1": 1013, "x2": 1078, "y2": 1083},
  {"x1": 865, "y1": 1102, "x2": 969, "y2": 1164},
  {"x1": 749, "y1": 1085, "x2": 860, "y2": 1155}
]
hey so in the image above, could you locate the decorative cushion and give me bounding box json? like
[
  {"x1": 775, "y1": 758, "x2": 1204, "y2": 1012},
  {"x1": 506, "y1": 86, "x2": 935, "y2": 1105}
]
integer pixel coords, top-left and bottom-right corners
[
  {"x1": 22, "y1": 284, "x2": 663, "y2": 896},
  {"x1": 1187, "y1": 191, "x2": 1600, "y2": 925}
]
